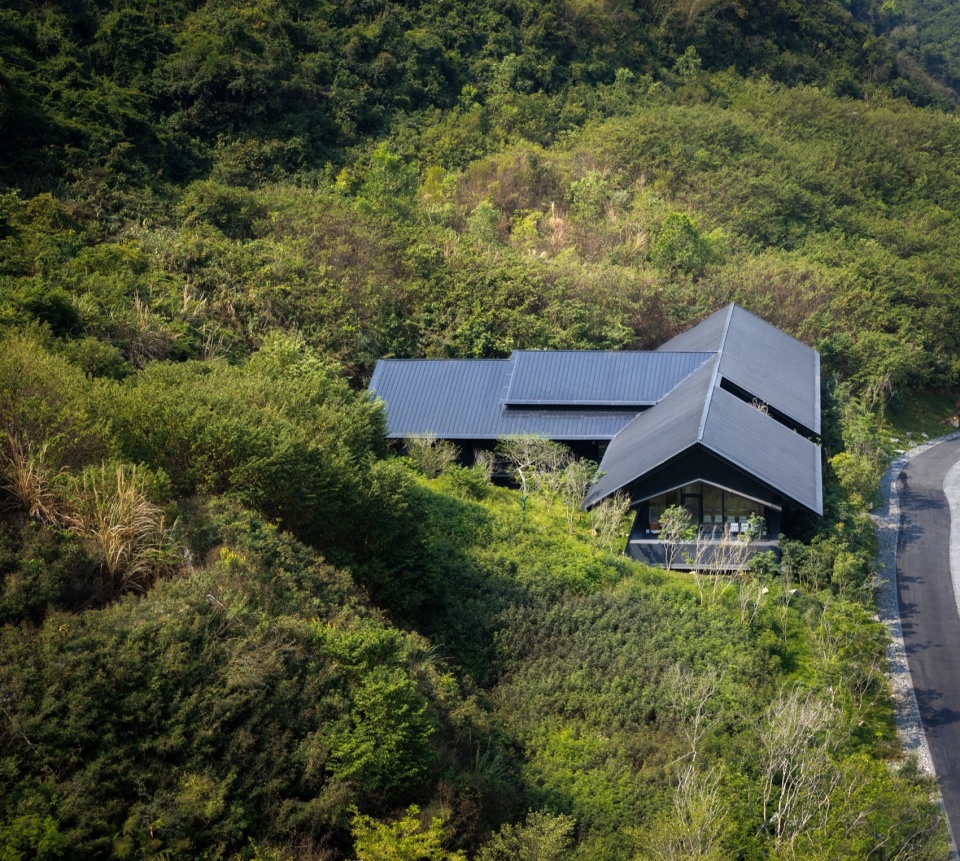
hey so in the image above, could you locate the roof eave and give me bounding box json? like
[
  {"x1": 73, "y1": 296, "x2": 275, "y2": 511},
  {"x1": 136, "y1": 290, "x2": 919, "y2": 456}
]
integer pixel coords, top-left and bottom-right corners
[{"x1": 700, "y1": 439, "x2": 823, "y2": 516}]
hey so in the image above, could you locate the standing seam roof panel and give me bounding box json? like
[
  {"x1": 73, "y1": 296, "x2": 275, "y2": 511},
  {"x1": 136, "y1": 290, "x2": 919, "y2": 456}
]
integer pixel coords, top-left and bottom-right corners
[
  {"x1": 371, "y1": 358, "x2": 646, "y2": 440},
  {"x1": 701, "y1": 387, "x2": 823, "y2": 513},
  {"x1": 585, "y1": 357, "x2": 718, "y2": 506},
  {"x1": 370, "y1": 359, "x2": 508, "y2": 438},
  {"x1": 717, "y1": 306, "x2": 821, "y2": 435},
  {"x1": 505, "y1": 350, "x2": 714, "y2": 405},
  {"x1": 656, "y1": 305, "x2": 732, "y2": 353}
]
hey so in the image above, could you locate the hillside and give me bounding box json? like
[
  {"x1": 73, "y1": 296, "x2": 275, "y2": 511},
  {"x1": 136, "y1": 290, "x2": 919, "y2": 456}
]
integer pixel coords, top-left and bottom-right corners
[
  {"x1": 0, "y1": 0, "x2": 958, "y2": 858},
  {"x1": 851, "y1": 0, "x2": 960, "y2": 98}
]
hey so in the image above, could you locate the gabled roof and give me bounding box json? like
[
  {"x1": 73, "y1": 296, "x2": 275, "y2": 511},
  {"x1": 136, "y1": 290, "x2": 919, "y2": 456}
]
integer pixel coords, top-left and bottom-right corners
[
  {"x1": 505, "y1": 350, "x2": 714, "y2": 406},
  {"x1": 660, "y1": 304, "x2": 820, "y2": 435},
  {"x1": 583, "y1": 357, "x2": 717, "y2": 503},
  {"x1": 369, "y1": 303, "x2": 823, "y2": 515},
  {"x1": 583, "y1": 355, "x2": 822, "y2": 513},
  {"x1": 588, "y1": 305, "x2": 822, "y2": 513},
  {"x1": 369, "y1": 350, "x2": 711, "y2": 441}
]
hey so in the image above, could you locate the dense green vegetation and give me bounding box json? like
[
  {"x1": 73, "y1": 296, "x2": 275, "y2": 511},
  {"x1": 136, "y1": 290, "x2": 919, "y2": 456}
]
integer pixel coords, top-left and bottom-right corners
[
  {"x1": 852, "y1": 0, "x2": 960, "y2": 98},
  {"x1": 2, "y1": 0, "x2": 950, "y2": 193},
  {"x1": 0, "y1": 342, "x2": 947, "y2": 858},
  {"x1": 1, "y1": 0, "x2": 958, "y2": 857}
]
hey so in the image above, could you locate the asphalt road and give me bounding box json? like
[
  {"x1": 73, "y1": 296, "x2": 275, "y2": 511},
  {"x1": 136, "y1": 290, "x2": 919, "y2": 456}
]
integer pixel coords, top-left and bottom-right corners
[{"x1": 897, "y1": 438, "x2": 960, "y2": 850}]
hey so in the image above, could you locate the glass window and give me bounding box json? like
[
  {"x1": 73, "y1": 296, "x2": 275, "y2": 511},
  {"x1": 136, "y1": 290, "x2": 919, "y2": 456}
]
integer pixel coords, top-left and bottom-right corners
[
  {"x1": 647, "y1": 489, "x2": 680, "y2": 530},
  {"x1": 646, "y1": 486, "x2": 769, "y2": 533},
  {"x1": 681, "y1": 483, "x2": 701, "y2": 522},
  {"x1": 721, "y1": 490, "x2": 763, "y2": 531},
  {"x1": 703, "y1": 484, "x2": 723, "y2": 526}
]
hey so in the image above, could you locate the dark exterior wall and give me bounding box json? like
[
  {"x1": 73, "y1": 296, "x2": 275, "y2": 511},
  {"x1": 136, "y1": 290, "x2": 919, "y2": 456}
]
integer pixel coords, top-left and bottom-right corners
[
  {"x1": 621, "y1": 445, "x2": 787, "y2": 511},
  {"x1": 565, "y1": 440, "x2": 609, "y2": 462}
]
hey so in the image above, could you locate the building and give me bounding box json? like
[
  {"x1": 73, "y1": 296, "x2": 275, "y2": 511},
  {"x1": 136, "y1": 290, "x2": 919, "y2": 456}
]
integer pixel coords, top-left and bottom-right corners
[{"x1": 368, "y1": 303, "x2": 823, "y2": 567}]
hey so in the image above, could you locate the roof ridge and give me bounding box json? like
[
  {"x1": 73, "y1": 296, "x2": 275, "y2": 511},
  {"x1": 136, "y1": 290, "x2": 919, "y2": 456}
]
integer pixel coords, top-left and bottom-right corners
[
  {"x1": 715, "y1": 303, "x2": 736, "y2": 355},
  {"x1": 500, "y1": 353, "x2": 518, "y2": 402},
  {"x1": 697, "y1": 309, "x2": 732, "y2": 440},
  {"x1": 509, "y1": 348, "x2": 718, "y2": 356}
]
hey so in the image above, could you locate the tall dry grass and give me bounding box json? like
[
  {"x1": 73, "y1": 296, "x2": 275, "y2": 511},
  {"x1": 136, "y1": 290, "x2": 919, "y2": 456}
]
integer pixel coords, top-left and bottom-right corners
[
  {"x1": 0, "y1": 432, "x2": 69, "y2": 524},
  {"x1": 65, "y1": 464, "x2": 179, "y2": 600}
]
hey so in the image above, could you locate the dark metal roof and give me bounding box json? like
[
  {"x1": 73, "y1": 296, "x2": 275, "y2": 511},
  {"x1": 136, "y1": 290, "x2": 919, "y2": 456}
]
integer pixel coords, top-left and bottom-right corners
[
  {"x1": 370, "y1": 303, "x2": 823, "y2": 515},
  {"x1": 659, "y1": 304, "x2": 820, "y2": 435},
  {"x1": 717, "y1": 305, "x2": 821, "y2": 435},
  {"x1": 701, "y1": 387, "x2": 823, "y2": 514},
  {"x1": 585, "y1": 354, "x2": 823, "y2": 514},
  {"x1": 657, "y1": 304, "x2": 820, "y2": 434},
  {"x1": 657, "y1": 305, "x2": 731, "y2": 353},
  {"x1": 369, "y1": 359, "x2": 504, "y2": 438},
  {"x1": 369, "y1": 358, "x2": 643, "y2": 440},
  {"x1": 584, "y1": 358, "x2": 717, "y2": 506},
  {"x1": 505, "y1": 350, "x2": 714, "y2": 406},
  {"x1": 492, "y1": 409, "x2": 642, "y2": 440}
]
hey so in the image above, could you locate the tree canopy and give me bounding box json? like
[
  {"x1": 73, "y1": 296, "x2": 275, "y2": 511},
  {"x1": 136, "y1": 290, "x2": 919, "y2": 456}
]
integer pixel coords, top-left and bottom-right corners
[{"x1": 0, "y1": 0, "x2": 957, "y2": 857}]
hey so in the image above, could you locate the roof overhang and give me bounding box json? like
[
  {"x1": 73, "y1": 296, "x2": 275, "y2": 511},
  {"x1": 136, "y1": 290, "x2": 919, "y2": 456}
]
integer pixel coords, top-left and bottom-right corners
[
  {"x1": 370, "y1": 303, "x2": 824, "y2": 519},
  {"x1": 628, "y1": 477, "x2": 784, "y2": 512}
]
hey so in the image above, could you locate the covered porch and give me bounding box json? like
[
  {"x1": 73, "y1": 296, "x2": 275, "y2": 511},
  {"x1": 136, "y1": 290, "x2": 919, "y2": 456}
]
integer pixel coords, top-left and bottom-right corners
[{"x1": 626, "y1": 481, "x2": 782, "y2": 570}]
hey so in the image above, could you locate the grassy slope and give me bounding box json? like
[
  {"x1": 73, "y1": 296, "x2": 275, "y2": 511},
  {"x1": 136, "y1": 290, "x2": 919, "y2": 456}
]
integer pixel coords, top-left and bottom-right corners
[{"x1": 0, "y1": 0, "x2": 958, "y2": 857}]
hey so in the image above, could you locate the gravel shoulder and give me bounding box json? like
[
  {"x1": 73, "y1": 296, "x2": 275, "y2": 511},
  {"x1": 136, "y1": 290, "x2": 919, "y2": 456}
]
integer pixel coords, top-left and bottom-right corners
[
  {"x1": 873, "y1": 434, "x2": 959, "y2": 773},
  {"x1": 873, "y1": 430, "x2": 960, "y2": 856}
]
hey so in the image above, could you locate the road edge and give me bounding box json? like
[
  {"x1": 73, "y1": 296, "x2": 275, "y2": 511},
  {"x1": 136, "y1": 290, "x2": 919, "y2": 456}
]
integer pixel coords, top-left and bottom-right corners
[{"x1": 873, "y1": 429, "x2": 960, "y2": 775}]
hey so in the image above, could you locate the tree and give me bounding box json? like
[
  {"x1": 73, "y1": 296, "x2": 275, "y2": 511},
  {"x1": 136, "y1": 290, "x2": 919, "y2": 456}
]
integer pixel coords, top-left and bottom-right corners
[
  {"x1": 526, "y1": 445, "x2": 574, "y2": 504},
  {"x1": 477, "y1": 811, "x2": 576, "y2": 861},
  {"x1": 559, "y1": 459, "x2": 598, "y2": 533},
  {"x1": 664, "y1": 663, "x2": 724, "y2": 764},
  {"x1": 650, "y1": 213, "x2": 720, "y2": 277},
  {"x1": 758, "y1": 688, "x2": 841, "y2": 847},
  {"x1": 659, "y1": 505, "x2": 696, "y2": 570},
  {"x1": 405, "y1": 433, "x2": 460, "y2": 478},
  {"x1": 640, "y1": 763, "x2": 729, "y2": 861},
  {"x1": 812, "y1": 598, "x2": 889, "y2": 717},
  {"x1": 473, "y1": 449, "x2": 495, "y2": 483},
  {"x1": 352, "y1": 806, "x2": 466, "y2": 861},
  {"x1": 496, "y1": 436, "x2": 570, "y2": 499},
  {"x1": 829, "y1": 452, "x2": 881, "y2": 511},
  {"x1": 590, "y1": 492, "x2": 632, "y2": 552},
  {"x1": 790, "y1": 755, "x2": 950, "y2": 861}
]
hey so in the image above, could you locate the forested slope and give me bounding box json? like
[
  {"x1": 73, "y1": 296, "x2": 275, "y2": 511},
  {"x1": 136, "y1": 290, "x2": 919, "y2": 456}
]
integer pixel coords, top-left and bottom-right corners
[
  {"x1": 0, "y1": 0, "x2": 958, "y2": 858},
  {"x1": 1, "y1": 0, "x2": 948, "y2": 191},
  {"x1": 851, "y1": 0, "x2": 960, "y2": 98}
]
